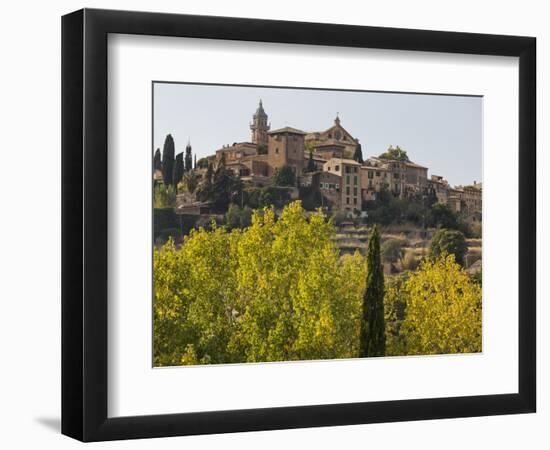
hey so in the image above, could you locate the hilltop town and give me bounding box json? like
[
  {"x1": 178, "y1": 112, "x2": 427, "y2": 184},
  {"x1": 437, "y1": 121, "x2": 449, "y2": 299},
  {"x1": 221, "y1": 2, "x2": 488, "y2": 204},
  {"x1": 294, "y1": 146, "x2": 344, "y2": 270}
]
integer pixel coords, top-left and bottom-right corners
[{"x1": 155, "y1": 100, "x2": 481, "y2": 221}]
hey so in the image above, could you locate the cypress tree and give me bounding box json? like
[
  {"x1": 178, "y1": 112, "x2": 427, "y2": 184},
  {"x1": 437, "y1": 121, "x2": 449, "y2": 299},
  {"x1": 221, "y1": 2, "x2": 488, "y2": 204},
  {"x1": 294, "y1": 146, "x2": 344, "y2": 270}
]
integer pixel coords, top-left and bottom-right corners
[
  {"x1": 185, "y1": 142, "x2": 193, "y2": 172},
  {"x1": 194, "y1": 154, "x2": 197, "y2": 169},
  {"x1": 353, "y1": 143, "x2": 364, "y2": 164},
  {"x1": 161, "y1": 134, "x2": 175, "y2": 186},
  {"x1": 153, "y1": 148, "x2": 162, "y2": 172},
  {"x1": 173, "y1": 152, "x2": 184, "y2": 192},
  {"x1": 361, "y1": 225, "x2": 386, "y2": 357},
  {"x1": 197, "y1": 163, "x2": 214, "y2": 202},
  {"x1": 306, "y1": 149, "x2": 316, "y2": 172}
]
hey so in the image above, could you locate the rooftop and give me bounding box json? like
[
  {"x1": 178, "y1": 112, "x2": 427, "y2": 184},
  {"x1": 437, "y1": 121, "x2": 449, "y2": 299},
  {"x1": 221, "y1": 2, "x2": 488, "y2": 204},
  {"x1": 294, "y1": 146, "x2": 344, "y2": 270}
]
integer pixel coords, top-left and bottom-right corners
[
  {"x1": 268, "y1": 126, "x2": 307, "y2": 135},
  {"x1": 325, "y1": 157, "x2": 361, "y2": 166}
]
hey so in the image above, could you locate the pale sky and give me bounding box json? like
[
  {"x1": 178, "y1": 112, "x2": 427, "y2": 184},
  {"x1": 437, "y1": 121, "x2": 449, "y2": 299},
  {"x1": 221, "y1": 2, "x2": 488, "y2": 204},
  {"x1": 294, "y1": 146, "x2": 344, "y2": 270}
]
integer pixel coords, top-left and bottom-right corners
[{"x1": 153, "y1": 82, "x2": 482, "y2": 187}]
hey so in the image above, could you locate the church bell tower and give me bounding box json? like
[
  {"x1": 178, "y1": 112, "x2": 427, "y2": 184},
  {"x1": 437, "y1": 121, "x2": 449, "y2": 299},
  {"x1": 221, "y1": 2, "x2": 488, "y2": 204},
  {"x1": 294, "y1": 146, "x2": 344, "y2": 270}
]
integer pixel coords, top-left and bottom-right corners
[{"x1": 250, "y1": 99, "x2": 270, "y2": 145}]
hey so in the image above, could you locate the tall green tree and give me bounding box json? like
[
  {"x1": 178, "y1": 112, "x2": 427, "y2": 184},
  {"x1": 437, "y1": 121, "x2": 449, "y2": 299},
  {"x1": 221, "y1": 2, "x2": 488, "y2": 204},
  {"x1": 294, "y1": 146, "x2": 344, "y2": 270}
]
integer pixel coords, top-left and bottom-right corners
[
  {"x1": 161, "y1": 134, "x2": 175, "y2": 186},
  {"x1": 306, "y1": 150, "x2": 316, "y2": 172},
  {"x1": 196, "y1": 163, "x2": 214, "y2": 202},
  {"x1": 185, "y1": 142, "x2": 193, "y2": 172},
  {"x1": 353, "y1": 143, "x2": 364, "y2": 164},
  {"x1": 173, "y1": 152, "x2": 184, "y2": 191},
  {"x1": 361, "y1": 225, "x2": 386, "y2": 357},
  {"x1": 211, "y1": 155, "x2": 242, "y2": 212},
  {"x1": 153, "y1": 148, "x2": 162, "y2": 172}
]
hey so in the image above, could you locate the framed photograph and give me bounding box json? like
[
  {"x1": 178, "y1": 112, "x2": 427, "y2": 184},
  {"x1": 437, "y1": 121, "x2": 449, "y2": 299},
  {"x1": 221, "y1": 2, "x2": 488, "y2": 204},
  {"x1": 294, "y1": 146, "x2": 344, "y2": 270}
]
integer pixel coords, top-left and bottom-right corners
[{"x1": 61, "y1": 8, "x2": 536, "y2": 442}]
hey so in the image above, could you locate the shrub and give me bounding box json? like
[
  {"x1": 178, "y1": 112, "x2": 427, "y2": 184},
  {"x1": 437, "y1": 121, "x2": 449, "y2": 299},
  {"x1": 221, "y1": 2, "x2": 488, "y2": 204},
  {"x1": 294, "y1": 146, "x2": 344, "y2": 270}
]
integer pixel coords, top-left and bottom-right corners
[
  {"x1": 225, "y1": 204, "x2": 252, "y2": 229},
  {"x1": 428, "y1": 229, "x2": 467, "y2": 266},
  {"x1": 381, "y1": 238, "x2": 405, "y2": 264},
  {"x1": 331, "y1": 210, "x2": 348, "y2": 226},
  {"x1": 428, "y1": 203, "x2": 459, "y2": 229},
  {"x1": 153, "y1": 184, "x2": 176, "y2": 208}
]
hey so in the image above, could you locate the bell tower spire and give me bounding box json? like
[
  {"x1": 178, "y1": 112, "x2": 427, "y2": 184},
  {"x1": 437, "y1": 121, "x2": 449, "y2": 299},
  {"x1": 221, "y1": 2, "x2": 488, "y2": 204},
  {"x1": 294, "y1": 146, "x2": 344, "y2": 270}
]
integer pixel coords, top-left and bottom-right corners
[{"x1": 250, "y1": 99, "x2": 270, "y2": 145}]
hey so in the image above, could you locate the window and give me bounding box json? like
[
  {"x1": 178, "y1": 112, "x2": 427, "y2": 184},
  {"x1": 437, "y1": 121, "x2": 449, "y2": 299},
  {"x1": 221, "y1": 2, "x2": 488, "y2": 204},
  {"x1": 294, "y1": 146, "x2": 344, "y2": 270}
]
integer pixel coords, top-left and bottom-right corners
[
  {"x1": 394, "y1": 173, "x2": 400, "y2": 179},
  {"x1": 353, "y1": 198, "x2": 357, "y2": 205},
  {"x1": 346, "y1": 197, "x2": 350, "y2": 204},
  {"x1": 368, "y1": 180, "x2": 373, "y2": 188},
  {"x1": 335, "y1": 165, "x2": 340, "y2": 171},
  {"x1": 368, "y1": 171, "x2": 374, "y2": 179},
  {"x1": 376, "y1": 171, "x2": 380, "y2": 177},
  {"x1": 353, "y1": 187, "x2": 357, "y2": 196},
  {"x1": 346, "y1": 175, "x2": 350, "y2": 184},
  {"x1": 353, "y1": 167, "x2": 358, "y2": 173},
  {"x1": 346, "y1": 186, "x2": 350, "y2": 195},
  {"x1": 345, "y1": 166, "x2": 351, "y2": 174},
  {"x1": 354, "y1": 176, "x2": 358, "y2": 185}
]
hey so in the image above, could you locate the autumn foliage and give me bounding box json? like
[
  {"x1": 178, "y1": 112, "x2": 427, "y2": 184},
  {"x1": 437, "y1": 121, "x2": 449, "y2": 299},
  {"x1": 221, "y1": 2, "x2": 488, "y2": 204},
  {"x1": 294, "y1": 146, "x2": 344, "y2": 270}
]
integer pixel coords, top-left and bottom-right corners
[{"x1": 154, "y1": 201, "x2": 482, "y2": 366}]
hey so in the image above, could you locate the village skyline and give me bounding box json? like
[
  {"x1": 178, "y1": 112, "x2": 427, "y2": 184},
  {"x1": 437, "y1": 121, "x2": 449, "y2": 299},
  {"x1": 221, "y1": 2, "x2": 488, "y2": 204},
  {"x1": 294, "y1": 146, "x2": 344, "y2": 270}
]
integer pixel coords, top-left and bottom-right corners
[{"x1": 153, "y1": 82, "x2": 482, "y2": 187}]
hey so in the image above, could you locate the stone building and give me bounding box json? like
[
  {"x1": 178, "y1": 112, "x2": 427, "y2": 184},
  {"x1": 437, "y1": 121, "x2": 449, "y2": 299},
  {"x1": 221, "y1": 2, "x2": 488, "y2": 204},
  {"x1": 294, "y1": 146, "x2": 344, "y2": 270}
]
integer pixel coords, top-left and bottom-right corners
[
  {"x1": 427, "y1": 175, "x2": 482, "y2": 214},
  {"x1": 358, "y1": 157, "x2": 428, "y2": 202},
  {"x1": 323, "y1": 157, "x2": 361, "y2": 211},
  {"x1": 301, "y1": 171, "x2": 342, "y2": 210},
  {"x1": 306, "y1": 115, "x2": 360, "y2": 158},
  {"x1": 461, "y1": 183, "x2": 483, "y2": 214},
  {"x1": 428, "y1": 175, "x2": 451, "y2": 204},
  {"x1": 267, "y1": 127, "x2": 306, "y2": 176}
]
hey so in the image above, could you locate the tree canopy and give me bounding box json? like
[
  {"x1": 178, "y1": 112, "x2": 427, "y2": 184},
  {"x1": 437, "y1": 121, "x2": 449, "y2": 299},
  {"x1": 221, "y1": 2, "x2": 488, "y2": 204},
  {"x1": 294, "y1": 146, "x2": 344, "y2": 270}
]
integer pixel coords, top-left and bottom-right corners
[
  {"x1": 154, "y1": 201, "x2": 366, "y2": 366},
  {"x1": 272, "y1": 164, "x2": 296, "y2": 187},
  {"x1": 399, "y1": 255, "x2": 482, "y2": 354},
  {"x1": 378, "y1": 145, "x2": 410, "y2": 162},
  {"x1": 429, "y1": 228, "x2": 468, "y2": 266}
]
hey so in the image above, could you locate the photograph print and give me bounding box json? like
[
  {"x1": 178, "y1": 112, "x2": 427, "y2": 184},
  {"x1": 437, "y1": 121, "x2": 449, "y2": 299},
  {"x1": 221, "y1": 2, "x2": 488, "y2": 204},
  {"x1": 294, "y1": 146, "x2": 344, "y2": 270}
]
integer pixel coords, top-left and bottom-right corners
[{"x1": 152, "y1": 82, "x2": 483, "y2": 367}]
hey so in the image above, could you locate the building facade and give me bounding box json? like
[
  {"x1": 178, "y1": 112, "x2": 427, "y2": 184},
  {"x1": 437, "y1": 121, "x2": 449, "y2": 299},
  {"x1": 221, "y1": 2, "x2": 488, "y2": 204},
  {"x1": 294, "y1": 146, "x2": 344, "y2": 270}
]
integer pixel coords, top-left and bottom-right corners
[{"x1": 323, "y1": 157, "x2": 361, "y2": 211}]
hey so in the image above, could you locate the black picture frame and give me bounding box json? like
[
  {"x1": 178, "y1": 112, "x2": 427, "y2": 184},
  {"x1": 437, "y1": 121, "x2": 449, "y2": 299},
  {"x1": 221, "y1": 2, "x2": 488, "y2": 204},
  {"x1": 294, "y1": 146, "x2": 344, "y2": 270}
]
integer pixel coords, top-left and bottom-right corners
[{"x1": 61, "y1": 8, "x2": 536, "y2": 442}]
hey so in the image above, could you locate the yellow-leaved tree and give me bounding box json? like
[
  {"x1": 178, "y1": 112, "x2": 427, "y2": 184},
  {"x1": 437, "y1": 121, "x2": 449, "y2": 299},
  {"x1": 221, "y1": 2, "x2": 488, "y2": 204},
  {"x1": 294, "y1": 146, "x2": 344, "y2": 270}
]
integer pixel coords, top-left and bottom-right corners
[
  {"x1": 399, "y1": 254, "x2": 482, "y2": 355},
  {"x1": 154, "y1": 201, "x2": 366, "y2": 366}
]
